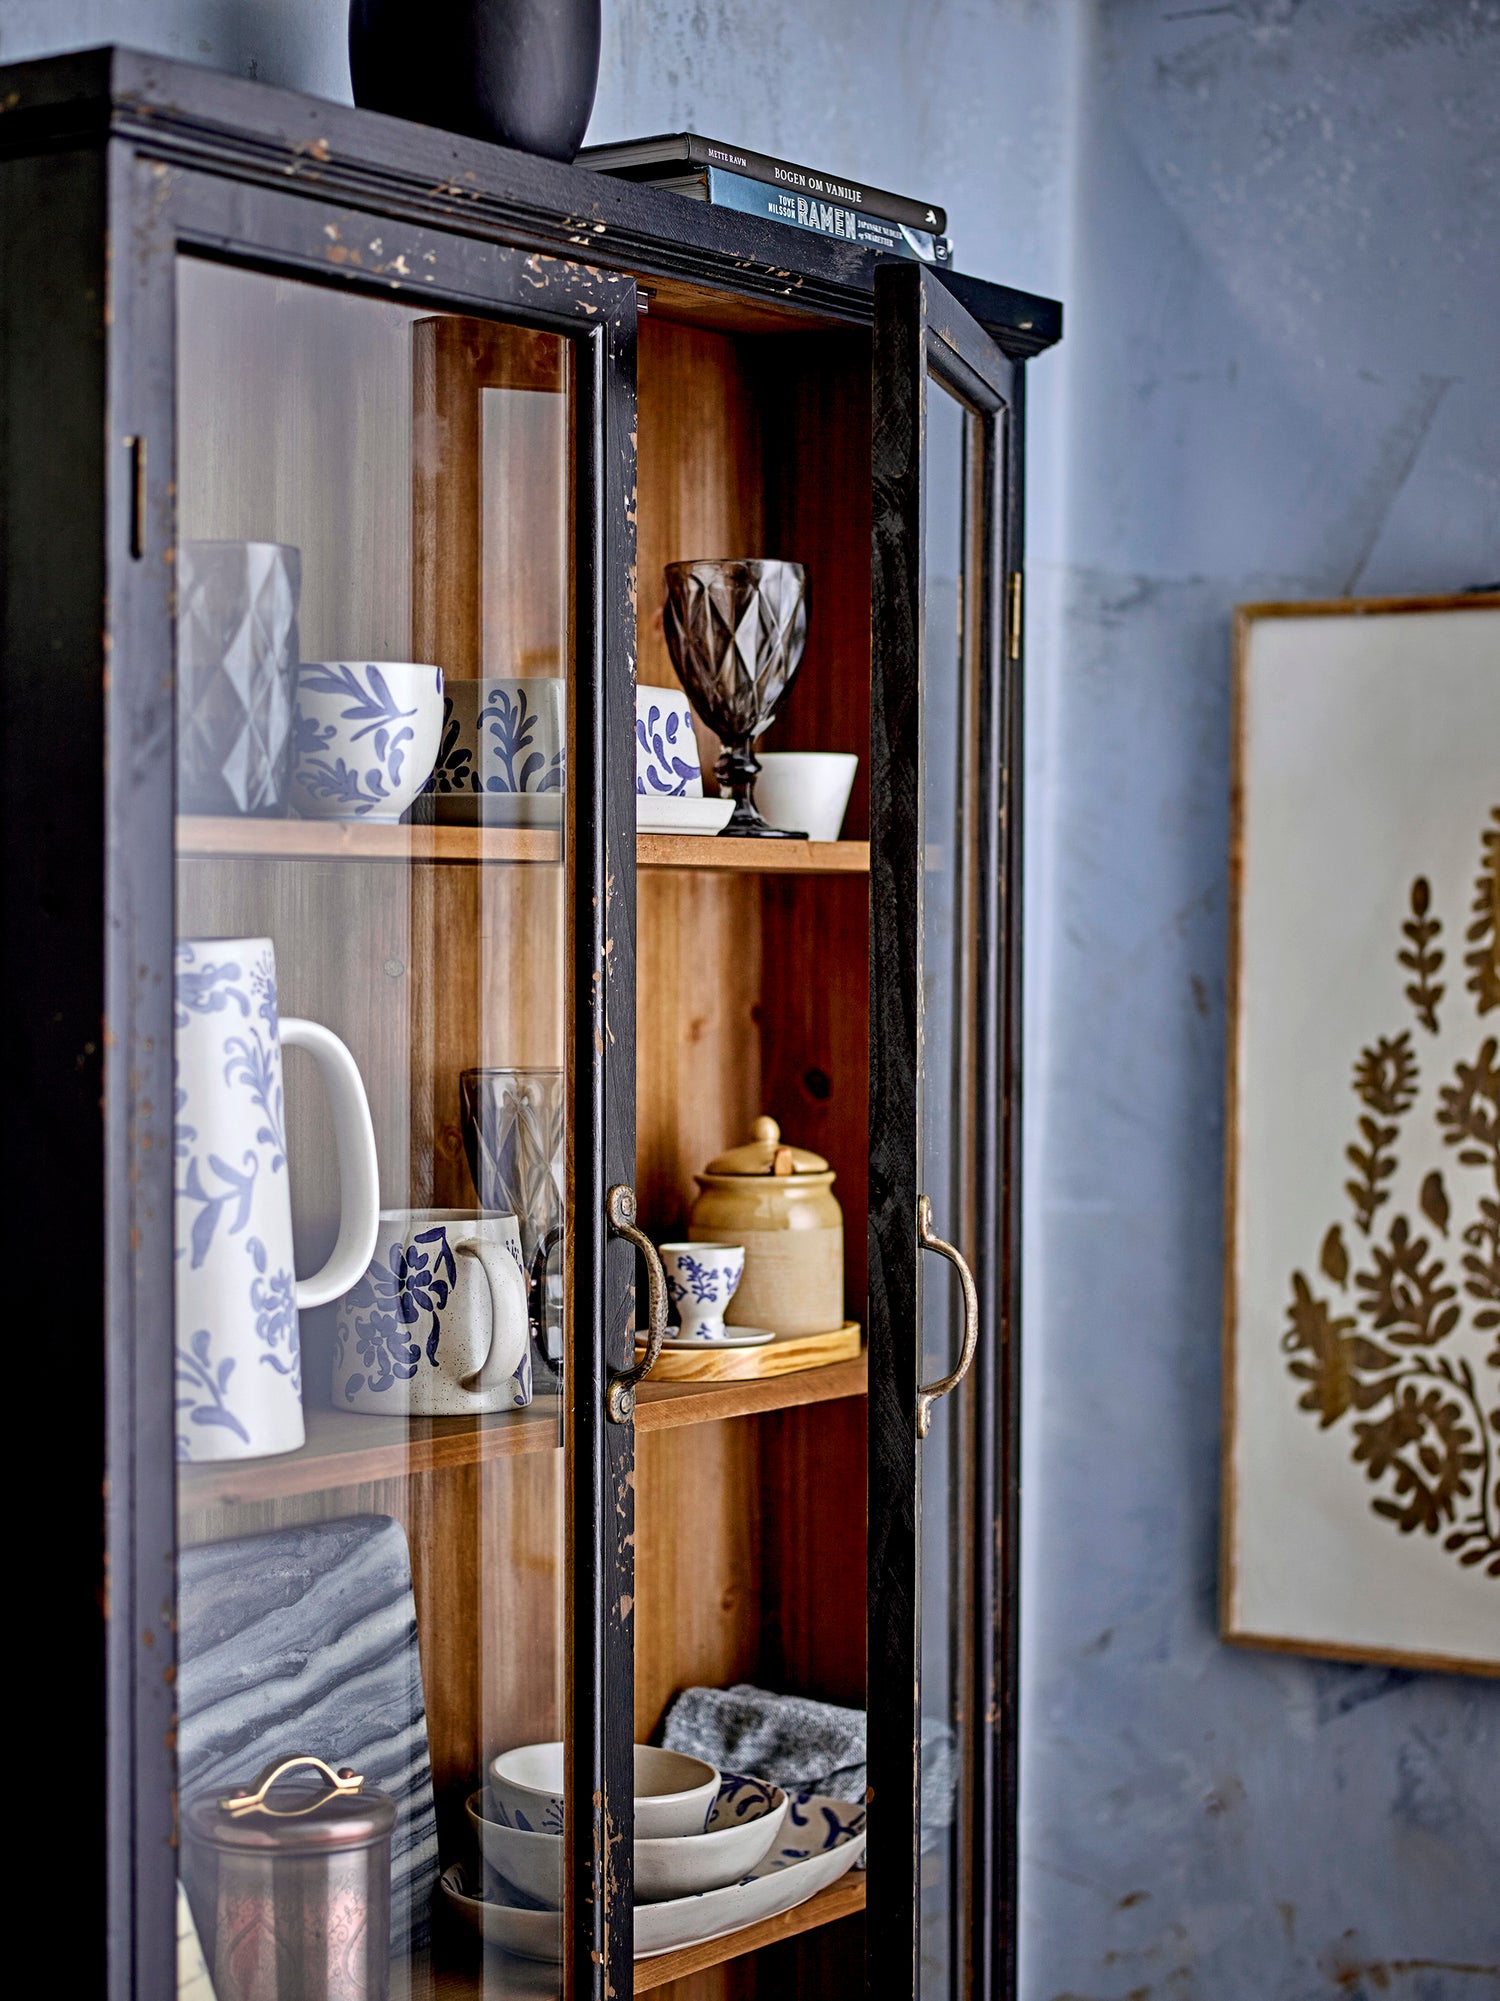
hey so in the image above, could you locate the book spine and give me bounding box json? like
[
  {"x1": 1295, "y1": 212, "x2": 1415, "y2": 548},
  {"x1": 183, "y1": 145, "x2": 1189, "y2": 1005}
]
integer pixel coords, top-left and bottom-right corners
[
  {"x1": 701, "y1": 166, "x2": 952, "y2": 265},
  {"x1": 685, "y1": 136, "x2": 946, "y2": 234}
]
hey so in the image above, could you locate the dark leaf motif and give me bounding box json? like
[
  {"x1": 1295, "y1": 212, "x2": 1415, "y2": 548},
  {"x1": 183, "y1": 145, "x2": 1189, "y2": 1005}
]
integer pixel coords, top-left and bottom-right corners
[
  {"x1": 1399, "y1": 876, "x2": 1445, "y2": 1034},
  {"x1": 1320, "y1": 1224, "x2": 1349, "y2": 1288},
  {"x1": 1419, "y1": 1170, "x2": 1450, "y2": 1235},
  {"x1": 1352, "y1": 1384, "x2": 1480, "y2": 1535},
  {"x1": 1354, "y1": 1215, "x2": 1460, "y2": 1348},
  {"x1": 1464, "y1": 806, "x2": 1499, "y2": 1017},
  {"x1": 1282, "y1": 1272, "x2": 1398, "y2": 1426},
  {"x1": 1351, "y1": 1031, "x2": 1419, "y2": 1118},
  {"x1": 1461, "y1": 1194, "x2": 1500, "y2": 1335},
  {"x1": 1436, "y1": 1037, "x2": 1500, "y2": 1178},
  {"x1": 1345, "y1": 1114, "x2": 1401, "y2": 1235}
]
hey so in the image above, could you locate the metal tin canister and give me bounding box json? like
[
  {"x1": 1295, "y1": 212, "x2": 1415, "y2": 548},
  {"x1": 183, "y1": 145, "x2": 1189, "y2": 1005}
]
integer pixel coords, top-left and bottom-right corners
[{"x1": 183, "y1": 1758, "x2": 396, "y2": 2001}]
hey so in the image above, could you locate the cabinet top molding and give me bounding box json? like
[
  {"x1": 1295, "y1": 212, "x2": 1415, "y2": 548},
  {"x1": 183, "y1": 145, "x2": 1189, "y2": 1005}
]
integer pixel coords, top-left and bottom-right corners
[{"x1": 0, "y1": 44, "x2": 1061, "y2": 358}]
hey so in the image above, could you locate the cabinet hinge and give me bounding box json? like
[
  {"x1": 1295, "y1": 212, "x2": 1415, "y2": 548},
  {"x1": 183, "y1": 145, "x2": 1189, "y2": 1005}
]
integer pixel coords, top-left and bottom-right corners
[{"x1": 1007, "y1": 570, "x2": 1023, "y2": 661}]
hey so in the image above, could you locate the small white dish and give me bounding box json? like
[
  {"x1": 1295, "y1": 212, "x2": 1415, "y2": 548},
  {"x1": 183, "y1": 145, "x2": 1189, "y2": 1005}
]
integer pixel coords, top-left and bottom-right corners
[
  {"x1": 469, "y1": 1774, "x2": 788, "y2": 1907},
  {"x1": 488, "y1": 1741, "x2": 718, "y2": 1841},
  {"x1": 640, "y1": 1327, "x2": 777, "y2": 1351},
  {"x1": 637, "y1": 794, "x2": 734, "y2": 836},
  {"x1": 453, "y1": 1789, "x2": 866, "y2": 1961}
]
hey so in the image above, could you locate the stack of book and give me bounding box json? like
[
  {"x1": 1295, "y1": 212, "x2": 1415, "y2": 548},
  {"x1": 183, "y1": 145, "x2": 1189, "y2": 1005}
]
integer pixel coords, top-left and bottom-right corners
[{"x1": 579, "y1": 133, "x2": 952, "y2": 266}]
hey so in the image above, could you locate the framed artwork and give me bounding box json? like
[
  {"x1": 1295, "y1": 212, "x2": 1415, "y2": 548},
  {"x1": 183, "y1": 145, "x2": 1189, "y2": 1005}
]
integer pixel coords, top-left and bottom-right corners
[{"x1": 1221, "y1": 594, "x2": 1499, "y2": 1675}]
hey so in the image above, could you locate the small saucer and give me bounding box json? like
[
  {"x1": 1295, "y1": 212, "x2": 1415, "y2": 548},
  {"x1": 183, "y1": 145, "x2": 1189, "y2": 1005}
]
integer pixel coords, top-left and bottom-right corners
[{"x1": 637, "y1": 1327, "x2": 778, "y2": 1351}]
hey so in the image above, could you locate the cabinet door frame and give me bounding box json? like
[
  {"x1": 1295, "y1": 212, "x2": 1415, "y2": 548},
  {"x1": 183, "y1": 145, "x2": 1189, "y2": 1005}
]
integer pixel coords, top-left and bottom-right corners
[
  {"x1": 104, "y1": 150, "x2": 640, "y2": 2001},
  {"x1": 867, "y1": 257, "x2": 1023, "y2": 2001}
]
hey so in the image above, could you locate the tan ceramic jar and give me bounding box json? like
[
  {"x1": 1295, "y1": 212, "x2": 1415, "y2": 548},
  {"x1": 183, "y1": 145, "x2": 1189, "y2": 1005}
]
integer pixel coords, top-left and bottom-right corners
[{"x1": 688, "y1": 1116, "x2": 844, "y2": 1336}]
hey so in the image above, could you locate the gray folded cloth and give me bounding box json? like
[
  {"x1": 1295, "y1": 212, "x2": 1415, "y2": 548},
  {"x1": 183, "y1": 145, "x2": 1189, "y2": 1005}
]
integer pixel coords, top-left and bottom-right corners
[{"x1": 659, "y1": 1682, "x2": 957, "y2": 1849}]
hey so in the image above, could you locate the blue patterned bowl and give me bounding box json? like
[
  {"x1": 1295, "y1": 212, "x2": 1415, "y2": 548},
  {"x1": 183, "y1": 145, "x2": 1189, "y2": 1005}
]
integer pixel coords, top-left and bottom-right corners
[{"x1": 291, "y1": 661, "x2": 444, "y2": 822}]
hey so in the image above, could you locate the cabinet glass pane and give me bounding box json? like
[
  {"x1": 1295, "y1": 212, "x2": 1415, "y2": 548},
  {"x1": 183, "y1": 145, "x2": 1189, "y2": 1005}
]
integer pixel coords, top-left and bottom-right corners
[
  {"x1": 172, "y1": 256, "x2": 572, "y2": 1998},
  {"x1": 919, "y1": 376, "x2": 979, "y2": 1997}
]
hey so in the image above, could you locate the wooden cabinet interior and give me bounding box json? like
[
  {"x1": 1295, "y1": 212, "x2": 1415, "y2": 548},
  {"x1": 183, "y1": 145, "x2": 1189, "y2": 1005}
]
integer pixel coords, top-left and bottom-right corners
[{"x1": 175, "y1": 297, "x2": 872, "y2": 1994}]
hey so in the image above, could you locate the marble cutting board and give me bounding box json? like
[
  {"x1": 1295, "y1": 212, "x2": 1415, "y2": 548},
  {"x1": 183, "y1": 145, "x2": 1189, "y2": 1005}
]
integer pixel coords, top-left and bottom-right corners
[{"x1": 177, "y1": 1513, "x2": 439, "y2": 1956}]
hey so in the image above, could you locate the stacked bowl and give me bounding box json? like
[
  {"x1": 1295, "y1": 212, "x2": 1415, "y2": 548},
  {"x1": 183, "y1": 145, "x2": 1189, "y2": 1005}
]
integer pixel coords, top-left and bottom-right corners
[{"x1": 446, "y1": 1739, "x2": 867, "y2": 1962}]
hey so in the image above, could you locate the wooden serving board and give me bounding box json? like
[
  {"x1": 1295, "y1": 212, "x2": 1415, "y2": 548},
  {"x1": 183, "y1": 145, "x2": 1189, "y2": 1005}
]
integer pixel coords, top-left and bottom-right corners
[{"x1": 634, "y1": 1322, "x2": 862, "y2": 1382}]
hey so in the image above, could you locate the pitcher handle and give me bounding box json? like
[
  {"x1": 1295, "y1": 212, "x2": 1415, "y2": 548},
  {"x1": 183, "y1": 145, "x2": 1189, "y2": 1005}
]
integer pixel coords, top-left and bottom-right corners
[{"x1": 279, "y1": 1018, "x2": 381, "y2": 1310}]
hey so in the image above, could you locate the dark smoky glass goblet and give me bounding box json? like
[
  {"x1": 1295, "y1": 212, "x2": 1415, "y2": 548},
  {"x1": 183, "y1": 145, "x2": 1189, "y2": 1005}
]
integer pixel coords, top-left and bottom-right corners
[{"x1": 662, "y1": 559, "x2": 809, "y2": 836}]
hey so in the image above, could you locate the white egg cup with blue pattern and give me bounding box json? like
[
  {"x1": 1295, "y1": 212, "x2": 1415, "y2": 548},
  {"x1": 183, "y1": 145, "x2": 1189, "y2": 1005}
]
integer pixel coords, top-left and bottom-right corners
[{"x1": 659, "y1": 1242, "x2": 746, "y2": 1342}]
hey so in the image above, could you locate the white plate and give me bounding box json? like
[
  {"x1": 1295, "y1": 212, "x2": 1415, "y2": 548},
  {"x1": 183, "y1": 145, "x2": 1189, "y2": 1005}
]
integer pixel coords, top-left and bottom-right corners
[
  {"x1": 449, "y1": 1790, "x2": 866, "y2": 1962},
  {"x1": 638, "y1": 1327, "x2": 778, "y2": 1351},
  {"x1": 636, "y1": 794, "x2": 734, "y2": 836}
]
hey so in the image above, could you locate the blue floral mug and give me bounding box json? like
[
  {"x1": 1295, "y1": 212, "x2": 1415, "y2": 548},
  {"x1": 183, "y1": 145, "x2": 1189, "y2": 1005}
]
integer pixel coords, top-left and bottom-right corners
[
  {"x1": 424, "y1": 677, "x2": 566, "y2": 826},
  {"x1": 334, "y1": 1210, "x2": 532, "y2": 1415},
  {"x1": 174, "y1": 938, "x2": 381, "y2": 1463}
]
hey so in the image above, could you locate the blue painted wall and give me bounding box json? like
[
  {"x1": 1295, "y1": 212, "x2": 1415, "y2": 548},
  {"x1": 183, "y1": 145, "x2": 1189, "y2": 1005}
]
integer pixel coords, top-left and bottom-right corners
[
  {"x1": 1021, "y1": 7, "x2": 1498, "y2": 1999},
  {"x1": 1, "y1": 0, "x2": 1494, "y2": 1993}
]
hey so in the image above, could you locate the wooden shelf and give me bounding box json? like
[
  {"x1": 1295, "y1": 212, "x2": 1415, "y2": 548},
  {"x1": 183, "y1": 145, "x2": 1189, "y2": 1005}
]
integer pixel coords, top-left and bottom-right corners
[
  {"x1": 178, "y1": 1353, "x2": 867, "y2": 1509},
  {"x1": 410, "y1": 1876, "x2": 865, "y2": 1998},
  {"x1": 633, "y1": 1875, "x2": 866, "y2": 1991},
  {"x1": 638, "y1": 834, "x2": 868, "y2": 874},
  {"x1": 176, "y1": 816, "x2": 868, "y2": 875}
]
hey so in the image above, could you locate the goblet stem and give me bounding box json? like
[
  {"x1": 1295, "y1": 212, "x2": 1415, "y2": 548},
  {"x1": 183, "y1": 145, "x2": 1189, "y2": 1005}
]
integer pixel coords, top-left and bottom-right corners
[{"x1": 715, "y1": 742, "x2": 807, "y2": 839}]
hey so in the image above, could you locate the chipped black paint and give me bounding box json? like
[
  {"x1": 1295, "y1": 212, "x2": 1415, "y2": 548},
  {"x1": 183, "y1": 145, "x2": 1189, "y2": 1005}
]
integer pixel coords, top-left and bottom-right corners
[
  {"x1": 0, "y1": 47, "x2": 1059, "y2": 360},
  {"x1": 868, "y1": 260, "x2": 1021, "y2": 2000}
]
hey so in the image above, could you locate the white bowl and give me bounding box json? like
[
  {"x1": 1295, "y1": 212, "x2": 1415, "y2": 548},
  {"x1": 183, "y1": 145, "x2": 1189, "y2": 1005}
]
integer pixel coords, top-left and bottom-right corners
[
  {"x1": 753, "y1": 751, "x2": 858, "y2": 841},
  {"x1": 488, "y1": 1741, "x2": 718, "y2": 1840},
  {"x1": 468, "y1": 1771, "x2": 788, "y2": 1907},
  {"x1": 291, "y1": 661, "x2": 444, "y2": 822}
]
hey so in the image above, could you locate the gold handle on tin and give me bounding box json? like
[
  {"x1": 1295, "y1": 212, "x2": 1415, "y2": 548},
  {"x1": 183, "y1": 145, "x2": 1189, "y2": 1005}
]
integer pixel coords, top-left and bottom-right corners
[
  {"x1": 915, "y1": 1195, "x2": 979, "y2": 1439},
  {"x1": 606, "y1": 1184, "x2": 668, "y2": 1424},
  {"x1": 220, "y1": 1756, "x2": 364, "y2": 1818}
]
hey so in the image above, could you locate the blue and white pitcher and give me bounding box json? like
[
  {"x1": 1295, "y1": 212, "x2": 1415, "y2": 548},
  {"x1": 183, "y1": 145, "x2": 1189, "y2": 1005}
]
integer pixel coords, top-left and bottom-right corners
[{"x1": 174, "y1": 937, "x2": 380, "y2": 1462}]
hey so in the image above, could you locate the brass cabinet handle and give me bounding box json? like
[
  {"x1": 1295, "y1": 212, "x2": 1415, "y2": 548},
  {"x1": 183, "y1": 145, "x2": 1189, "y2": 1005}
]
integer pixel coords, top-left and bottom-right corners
[
  {"x1": 915, "y1": 1195, "x2": 979, "y2": 1438},
  {"x1": 606, "y1": 1184, "x2": 668, "y2": 1423}
]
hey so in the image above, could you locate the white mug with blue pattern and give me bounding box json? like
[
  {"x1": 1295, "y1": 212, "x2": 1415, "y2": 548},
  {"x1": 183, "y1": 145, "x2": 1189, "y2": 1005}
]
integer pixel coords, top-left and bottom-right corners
[
  {"x1": 423, "y1": 677, "x2": 566, "y2": 826},
  {"x1": 334, "y1": 1209, "x2": 533, "y2": 1415},
  {"x1": 174, "y1": 937, "x2": 381, "y2": 1462}
]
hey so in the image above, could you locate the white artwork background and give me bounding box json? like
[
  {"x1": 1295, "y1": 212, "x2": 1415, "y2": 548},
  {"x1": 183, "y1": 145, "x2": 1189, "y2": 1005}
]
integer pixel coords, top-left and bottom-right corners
[{"x1": 1230, "y1": 606, "x2": 1499, "y2": 1667}]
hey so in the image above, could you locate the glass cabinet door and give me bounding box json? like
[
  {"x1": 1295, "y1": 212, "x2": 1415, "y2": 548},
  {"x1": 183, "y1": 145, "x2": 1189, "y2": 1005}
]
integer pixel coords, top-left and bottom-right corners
[
  {"x1": 868, "y1": 261, "x2": 1020, "y2": 1999},
  {"x1": 162, "y1": 205, "x2": 637, "y2": 2001}
]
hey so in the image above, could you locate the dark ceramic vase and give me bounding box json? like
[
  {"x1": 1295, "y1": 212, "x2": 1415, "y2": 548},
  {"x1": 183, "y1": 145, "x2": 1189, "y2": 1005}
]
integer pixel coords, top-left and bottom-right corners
[{"x1": 349, "y1": 0, "x2": 601, "y2": 162}]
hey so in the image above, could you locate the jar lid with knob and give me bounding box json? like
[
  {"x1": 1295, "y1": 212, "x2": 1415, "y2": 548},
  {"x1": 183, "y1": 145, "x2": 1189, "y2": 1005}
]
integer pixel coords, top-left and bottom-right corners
[{"x1": 701, "y1": 1115, "x2": 832, "y2": 1180}]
